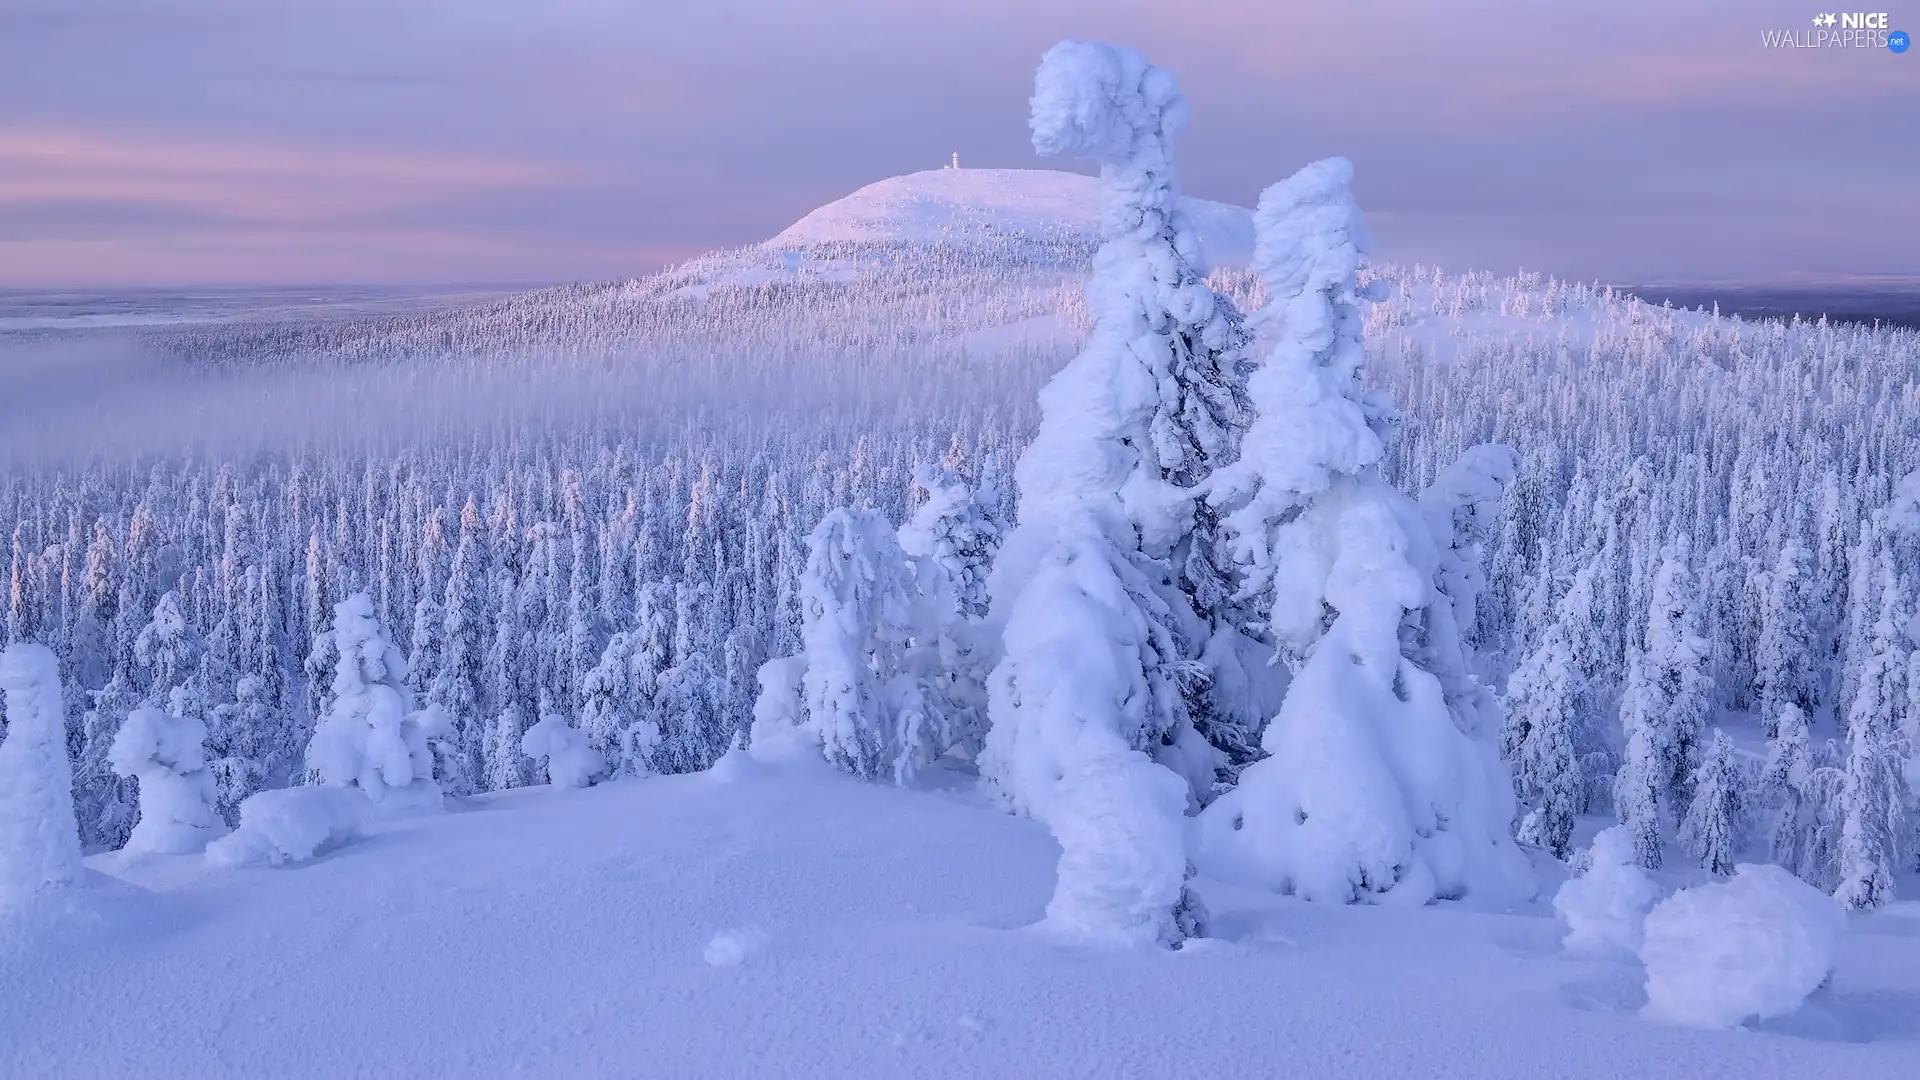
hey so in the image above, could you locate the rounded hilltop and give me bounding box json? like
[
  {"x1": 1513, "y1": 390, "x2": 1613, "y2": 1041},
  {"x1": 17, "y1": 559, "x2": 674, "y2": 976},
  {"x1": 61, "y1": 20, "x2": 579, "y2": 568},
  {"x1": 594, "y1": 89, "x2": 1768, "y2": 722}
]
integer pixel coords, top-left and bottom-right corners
[{"x1": 764, "y1": 167, "x2": 1254, "y2": 268}]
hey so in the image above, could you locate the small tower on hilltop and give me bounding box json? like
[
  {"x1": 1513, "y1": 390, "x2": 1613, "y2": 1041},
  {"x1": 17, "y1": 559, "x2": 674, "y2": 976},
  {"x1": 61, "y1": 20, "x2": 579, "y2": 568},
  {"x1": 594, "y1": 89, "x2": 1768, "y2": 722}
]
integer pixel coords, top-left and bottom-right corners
[{"x1": 949, "y1": 151, "x2": 960, "y2": 170}]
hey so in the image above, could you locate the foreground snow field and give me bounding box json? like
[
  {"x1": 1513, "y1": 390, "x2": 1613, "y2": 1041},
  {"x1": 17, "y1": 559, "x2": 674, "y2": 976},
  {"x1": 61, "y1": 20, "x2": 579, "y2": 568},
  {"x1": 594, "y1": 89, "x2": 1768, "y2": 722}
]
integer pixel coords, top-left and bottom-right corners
[{"x1": 5, "y1": 761, "x2": 1918, "y2": 1079}]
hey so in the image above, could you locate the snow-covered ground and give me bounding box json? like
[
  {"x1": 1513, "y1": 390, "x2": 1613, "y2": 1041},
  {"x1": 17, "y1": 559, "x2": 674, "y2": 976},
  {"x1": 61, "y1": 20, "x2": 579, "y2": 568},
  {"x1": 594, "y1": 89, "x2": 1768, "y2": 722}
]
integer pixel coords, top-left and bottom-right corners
[{"x1": 6, "y1": 761, "x2": 1918, "y2": 1079}]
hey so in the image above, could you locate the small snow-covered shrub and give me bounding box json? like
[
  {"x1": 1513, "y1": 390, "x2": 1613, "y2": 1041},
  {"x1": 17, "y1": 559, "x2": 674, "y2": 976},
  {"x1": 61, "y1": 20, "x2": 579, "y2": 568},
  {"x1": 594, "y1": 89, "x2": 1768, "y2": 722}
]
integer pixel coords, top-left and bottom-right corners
[
  {"x1": 109, "y1": 705, "x2": 229, "y2": 855},
  {"x1": 205, "y1": 786, "x2": 367, "y2": 868},
  {"x1": 1553, "y1": 826, "x2": 1662, "y2": 956},
  {"x1": 1639, "y1": 863, "x2": 1845, "y2": 1029},
  {"x1": 521, "y1": 710, "x2": 608, "y2": 789}
]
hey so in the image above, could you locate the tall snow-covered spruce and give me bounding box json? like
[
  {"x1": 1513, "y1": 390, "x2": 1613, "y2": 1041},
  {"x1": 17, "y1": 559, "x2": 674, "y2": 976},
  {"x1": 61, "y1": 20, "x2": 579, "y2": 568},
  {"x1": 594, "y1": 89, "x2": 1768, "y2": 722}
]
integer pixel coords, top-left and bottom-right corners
[
  {"x1": 0, "y1": 643, "x2": 84, "y2": 906},
  {"x1": 979, "y1": 40, "x2": 1240, "y2": 946},
  {"x1": 1192, "y1": 157, "x2": 1531, "y2": 904}
]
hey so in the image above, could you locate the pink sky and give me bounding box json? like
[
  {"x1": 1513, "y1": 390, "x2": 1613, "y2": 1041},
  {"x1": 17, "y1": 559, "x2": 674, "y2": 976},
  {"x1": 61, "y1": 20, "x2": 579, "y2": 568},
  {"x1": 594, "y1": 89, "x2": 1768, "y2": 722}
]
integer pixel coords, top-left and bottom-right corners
[{"x1": 0, "y1": 0, "x2": 1912, "y2": 287}]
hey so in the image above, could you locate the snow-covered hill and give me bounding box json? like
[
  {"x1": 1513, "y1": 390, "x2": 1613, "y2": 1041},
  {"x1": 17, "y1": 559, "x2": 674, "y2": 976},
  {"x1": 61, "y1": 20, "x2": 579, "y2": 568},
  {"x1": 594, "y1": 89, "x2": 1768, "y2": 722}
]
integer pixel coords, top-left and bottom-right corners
[
  {"x1": 8, "y1": 759, "x2": 1919, "y2": 1079},
  {"x1": 766, "y1": 168, "x2": 1254, "y2": 269}
]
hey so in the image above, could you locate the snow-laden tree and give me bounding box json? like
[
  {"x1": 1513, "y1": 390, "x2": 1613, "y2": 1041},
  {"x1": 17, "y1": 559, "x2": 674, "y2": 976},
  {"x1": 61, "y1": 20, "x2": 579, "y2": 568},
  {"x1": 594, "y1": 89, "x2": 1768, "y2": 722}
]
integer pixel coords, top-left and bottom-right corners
[
  {"x1": 133, "y1": 591, "x2": 199, "y2": 704},
  {"x1": 1642, "y1": 541, "x2": 1716, "y2": 806},
  {"x1": 1194, "y1": 158, "x2": 1530, "y2": 903},
  {"x1": 980, "y1": 40, "x2": 1241, "y2": 945},
  {"x1": 1609, "y1": 540, "x2": 1717, "y2": 868},
  {"x1": 485, "y1": 704, "x2": 528, "y2": 791},
  {"x1": 428, "y1": 498, "x2": 488, "y2": 795},
  {"x1": 760, "y1": 507, "x2": 977, "y2": 785},
  {"x1": 304, "y1": 593, "x2": 447, "y2": 809},
  {"x1": 898, "y1": 463, "x2": 1002, "y2": 622},
  {"x1": 1758, "y1": 703, "x2": 1842, "y2": 887},
  {"x1": 1834, "y1": 541, "x2": 1911, "y2": 910},
  {"x1": 1678, "y1": 728, "x2": 1747, "y2": 875},
  {"x1": 109, "y1": 703, "x2": 229, "y2": 855},
  {"x1": 1504, "y1": 618, "x2": 1586, "y2": 859},
  {"x1": 1611, "y1": 648, "x2": 1667, "y2": 868},
  {"x1": 521, "y1": 705, "x2": 608, "y2": 789},
  {"x1": 0, "y1": 643, "x2": 84, "y2": 905},
  {"x1": 1753, "y1": 540, "x2": 1819, "y2": 734},
  {"x1": 206, "y1": 674, "x2": 285, "y2": 823},
  {"x1": 578, "y1": 630, "x2": 662, "y2": 775}
]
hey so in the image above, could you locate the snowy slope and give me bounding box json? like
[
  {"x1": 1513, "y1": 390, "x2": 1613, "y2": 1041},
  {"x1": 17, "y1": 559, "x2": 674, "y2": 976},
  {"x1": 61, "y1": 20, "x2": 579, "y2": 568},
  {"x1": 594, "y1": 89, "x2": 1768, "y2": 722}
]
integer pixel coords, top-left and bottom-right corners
[
  {"x1": 767, "y1": 168, "x2": 1255, "y2": 269},
  {"x1": 6, "y1": 761, "x2": 1918, "y2": 1079}
]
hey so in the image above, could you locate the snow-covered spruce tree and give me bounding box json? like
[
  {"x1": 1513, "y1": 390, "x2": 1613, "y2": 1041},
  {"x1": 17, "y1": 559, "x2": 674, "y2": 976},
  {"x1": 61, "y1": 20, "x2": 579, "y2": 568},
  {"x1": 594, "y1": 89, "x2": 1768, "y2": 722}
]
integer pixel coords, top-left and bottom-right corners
[
  {"x1": 1609, "y1": 539, "x2": 1717, "y2": 868},
  {"x1": 1759, "y1": 703, "x2": 1844, "y2": 887},
  {"x1": 1641, "y1": 541, "x2": 1715, "y2": 807},
  {"x1": 1753, "y1": 539, "x2": 1819, "y2": 735},
  {"x1": 303, "y1": 593, "x2": 447, "y2": 810},
  {"x1": 979, "y1": 41, "x2": 1232, "y2": 946},
  {"x1": 521, "y1": 704, "x2": 608, "y2": 789},
  {"x1": 1834, "y1": 542, "x2": 1911, "y2": 910},
  {"x1": 1503, "y1": 617, "x2": 1586, "y2": 859},
  {"x1": 898, "y1": 463, "x2": 1002, "y2": 622},
  {"x1": 427, "y1": 498, "x2": 488, "y2": 796},
  {"x1": 133, "y1": 590, "x2": 199, "y2": 705},
  {"x1": 109, "y1": 703, "x2": 229, "y2": 855},
  {"x1": 0, "y1": 643, "x2": 84, "y2": 905},
  {"x1": 1611, "y1": 649, "x2": 1667, "y2": 868},
  {"x1": 1678, "y1": 728, "x2": 1747, "y2": 875},
  {"x1": 206, "y1": 675, "x2": 284, "y2": 823},
  {"x1": 1193, "y1": 158, "x2": 1530, "y2": 903},
  {"x1": 578, "y1": 630, "x2": 662, "y2": 775},
  {"x1": 757, "y1": 507, "x2": 976, "y2": 785}
]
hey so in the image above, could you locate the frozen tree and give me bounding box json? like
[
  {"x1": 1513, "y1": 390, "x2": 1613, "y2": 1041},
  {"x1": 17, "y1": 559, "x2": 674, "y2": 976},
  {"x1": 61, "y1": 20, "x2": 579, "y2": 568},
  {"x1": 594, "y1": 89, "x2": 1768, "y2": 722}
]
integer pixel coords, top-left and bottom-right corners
[
  {"x1": 1678, "y1": 729, "x2": 1747, "y2": 875},
  {"x1": 1196, "y1": 158, "x2": 1529, "y2": 902},
  {"x1": 1834, "y1": 546, "x2": 1910, "y2": 910},
  {"x1": 0, "y1": 643, "x2": 84, "y2": 904},
  {"x1": 578, "y1": 631, "x2": 661, "y2": 775},
  {"x1": 304, "y1": 593, "x2": 447, "y2": 809},
  {"x1": 109, "y1": 704, "x2": 229, "y2": 855},
  {"x1": 770, "y1": 507, "x2": 973, "y2": 785},
  {"x1": 428, "y1": 499, "x2": 488, "y2": 795},
  {"x1": 1612, "y1": 649, "x2": 1667, "y2": 868},
  {"x1": 1642, "y1": 542, "x2": 1716, "y2": 807},
  {"x1": 206, "y1": 675, "x2": 284, "y2": 822},
  {"x1": 982, "y1": 40, "x2": 1236, "y2": 944},
  {"x1": 1758, "y1": 703, "x2": 1841, "y2": 887},
  {"x1": 1504, "y1": 619, "x2": 1586, "y2": 859},
  {"x1": 521, "y1": 706, "x2": 608, "y2": 789},
  {"x1": 898, "y1": 463, "x2": 1001, "y2": 622},
  {"x1": 1753, "y1": 540, "x2": 1819, "y2": 734},
  {"x1": 485, "y1": 704, "x2": 528, "y2": 791},
  {"x1": 133, "y1": 591, "x2": 198, "y2": 704}
]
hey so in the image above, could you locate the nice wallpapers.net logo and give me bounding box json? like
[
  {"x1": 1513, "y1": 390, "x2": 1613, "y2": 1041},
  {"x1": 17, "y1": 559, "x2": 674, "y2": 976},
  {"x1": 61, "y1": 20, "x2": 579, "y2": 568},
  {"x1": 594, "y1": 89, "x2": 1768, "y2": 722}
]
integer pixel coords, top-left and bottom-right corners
[{"x1": 1761, "y1": 11, "x2": 1910, "y2": 49}]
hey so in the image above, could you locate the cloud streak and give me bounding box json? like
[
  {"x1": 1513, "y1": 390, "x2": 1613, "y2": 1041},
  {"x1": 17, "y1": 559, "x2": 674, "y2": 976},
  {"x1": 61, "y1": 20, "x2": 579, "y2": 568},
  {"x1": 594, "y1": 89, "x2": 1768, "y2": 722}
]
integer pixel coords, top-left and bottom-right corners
[{"x1": 0, "y1": 0, "x2": 1911, "y2": 286}]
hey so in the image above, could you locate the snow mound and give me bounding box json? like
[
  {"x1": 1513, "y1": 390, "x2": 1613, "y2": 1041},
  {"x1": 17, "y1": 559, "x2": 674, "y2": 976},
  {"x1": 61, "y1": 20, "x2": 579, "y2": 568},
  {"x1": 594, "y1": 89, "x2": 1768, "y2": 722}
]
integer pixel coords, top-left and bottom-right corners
[
  {"x1": 1554, "y1": 826, "x2": 1662, "y2": 957},
  {"x1": 205, "y1": 786, "x2": 368, "y2": 868},
  {"x1": 766, "y1": 169, "x2": 1253, "y2": 268},
  {"x1": 1639, "y1": 863, "x2": 1845, "y2": 1029},
  {"x1": 702, "y1": 925, "x2": 770, "y2": 967}
]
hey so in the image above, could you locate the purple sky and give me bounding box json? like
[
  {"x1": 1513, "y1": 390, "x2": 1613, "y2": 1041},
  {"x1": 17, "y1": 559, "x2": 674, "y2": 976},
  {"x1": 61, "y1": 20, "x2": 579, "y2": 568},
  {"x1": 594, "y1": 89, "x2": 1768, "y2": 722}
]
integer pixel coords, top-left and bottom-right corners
[{"x1": 1, "y1": 0, "x2": 1913, "y2": 287}]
